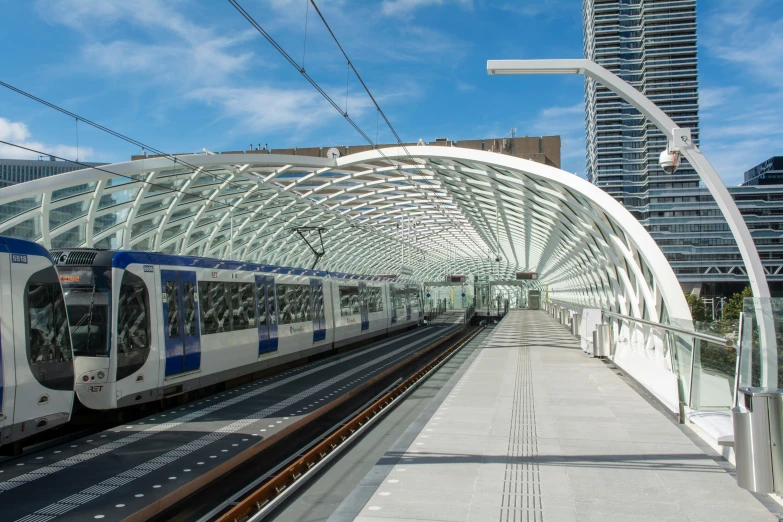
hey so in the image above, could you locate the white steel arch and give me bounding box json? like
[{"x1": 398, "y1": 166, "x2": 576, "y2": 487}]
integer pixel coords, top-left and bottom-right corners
[
  {"x1": 0, "y1": 146, "x2": 690, "y2": 325},
  {"x1": 487, "y1": 58, "x2": 777, "y2": 388}
]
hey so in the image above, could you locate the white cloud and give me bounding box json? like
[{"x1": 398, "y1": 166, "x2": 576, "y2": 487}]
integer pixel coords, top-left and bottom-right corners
[
  {"x1": 703, "y1": 0, "x2": 783, "y2": 90},
  {"x1": 698, "y1": 86, "x2": 739, "y2": 112},
  {"x1": 187, "y1": 86, "x2": 375, "y2": 134},
  {"x1": 37, "y1": 0, "x2": 257, "y2": 87},
  {"x1": 0, "y1": 118, "x2": 94, "y2": 161},
  {"x1": 381, "y1": 0, "x2": 472, "y2": 17},
  {"x1": 698, "y1": 1, "x2": 783, "y2": 184},
  {"x1": 529, "y1": 102, "x2": 585, "y2": 176}
]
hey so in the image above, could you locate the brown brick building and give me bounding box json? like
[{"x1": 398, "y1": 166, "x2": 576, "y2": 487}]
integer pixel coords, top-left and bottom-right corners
[{"x1": 133, "y1": 136, "x2": 561, "y2": 169}]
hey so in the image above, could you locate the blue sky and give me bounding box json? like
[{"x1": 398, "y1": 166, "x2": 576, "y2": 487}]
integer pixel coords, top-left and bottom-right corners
[{"x1": 0, "y1": 0, "x2": 780, "y2": 185}]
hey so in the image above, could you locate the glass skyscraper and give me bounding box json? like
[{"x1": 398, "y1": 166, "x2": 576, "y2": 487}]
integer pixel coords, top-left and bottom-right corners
[
  {"x1": 583, "y1": 1, "x2": 783, "y2": 299},
  {"x1": 583, "y1": 0, "x2": 699, "y2": 219}
]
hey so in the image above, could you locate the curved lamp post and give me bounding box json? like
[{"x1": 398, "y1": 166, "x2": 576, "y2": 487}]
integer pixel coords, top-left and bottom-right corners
[{"x1": 488, "y1": 58, "x2": 777, "y2": 387}]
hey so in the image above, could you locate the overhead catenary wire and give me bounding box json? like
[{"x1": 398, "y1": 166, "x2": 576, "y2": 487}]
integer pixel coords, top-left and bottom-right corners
[
  {"x1": 227, "y1": 0, "x2": 480, "y2": 260},
  {"x1": 0, "y1": 5, "x2": 472, "y2": 263},
  {"x1": 0, "y1": 139, "x2": 243, "y2": 213},
  {"x1": 0, "y1": 79, "x2": 404, "y2": 255},
  {"x1": 0, "y1": 139, "x2": 418, "y2": 263},
  {"x1": 304, "y1": 0, "x2": 482, "y2": 250},
  {"x1": 0, "y1": 80, "x2": 256, "y2": 197}
]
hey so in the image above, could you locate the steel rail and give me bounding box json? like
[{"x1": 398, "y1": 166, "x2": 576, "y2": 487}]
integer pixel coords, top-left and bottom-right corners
[
  {"x1": 195, "y1": 379, "x2": 404, "y2": 522},
  {"x1": 215, "y1": 325, "x2": 483, "y2": 522},
  {"x1": 123, "y1": 325, "x2": 465, "y2": 522}
]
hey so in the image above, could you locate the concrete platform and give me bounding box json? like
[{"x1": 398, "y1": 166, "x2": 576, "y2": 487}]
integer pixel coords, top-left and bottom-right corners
[
  {"x1": 340, "y1": 310, "x2": 779, "y2": 522},
  {"x1": 1, "y1": 324, "x2": 461, "y2": 522}
]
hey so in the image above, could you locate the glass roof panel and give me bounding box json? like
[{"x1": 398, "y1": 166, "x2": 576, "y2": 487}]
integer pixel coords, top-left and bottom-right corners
[
  {"x1": 0, "y1": 195, "x2": 41, "y2": 224},
  {"x1": 4, "y1": 215, "x2": 41, "y2": 241},
  {"x1": 52, "y1": 182, "x2": 97, "y2": 202},
  {"x1": 51, "y1": 222, "x2": 86, "y2": 248},
  {"x1": 49, "y1": 199, "x2": 90, "y2": 230},
  {"x1": 99, "y1": 188, "x2": 139, "y2": 210},
  {"x1": 94, "y1": 208, "x2": 129, "y2": 235}
]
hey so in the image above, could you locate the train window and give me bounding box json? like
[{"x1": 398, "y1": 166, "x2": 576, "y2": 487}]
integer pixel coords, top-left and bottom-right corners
[
  {"x1": 165, "y1": 280, "x2": 180, "y2": 338},
  {"x1": 59, "y1": 266, "x2": 111, "y2": 357},
  {"x1": 299, "y1": 285, "x2": 312, "y2": 322},
  {"x1": 116, "y1": 271, "x2": 151, "y2": 380},
  {"x1": 183, "y1": 281, "x2": 197, "y2": 336},
  {"x1": 277, "y1": 284, "x2": 312, "y2": 324},
  {"x1": 26, "y1": 266, "x2": 74, "y2": 391},
  {"x1": 199, "y1": 281, "x2": 230, "y2": 334},
  {"x1": 367, "y1": 286, "x2": 383, "y2": 313},
  {"x1": 393, "y1": 287, "x2": 406, "y2": 309},
  {"x1": 313, "y1": 284, "x2": 325, "y2": 322},
  {"x1": 408, "y1": 287, "x2": 420, "y2": 309},
  {"x1": 231, "y1": 282, "x2": 256, "y2": 330},
  {"x1": 338, "y1": 285, "x2": 359, "y2": 317}
]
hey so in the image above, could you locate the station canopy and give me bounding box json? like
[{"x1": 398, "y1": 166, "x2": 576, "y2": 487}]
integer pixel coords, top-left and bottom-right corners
[{"x1": 0, "y1": 146, "x2": 690, "y2": 321}]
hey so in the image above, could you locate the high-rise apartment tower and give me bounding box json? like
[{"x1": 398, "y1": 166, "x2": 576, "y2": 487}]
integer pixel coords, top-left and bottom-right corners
[{"x1": 583, "y1": 0, "x2": 700, "y2": 220}]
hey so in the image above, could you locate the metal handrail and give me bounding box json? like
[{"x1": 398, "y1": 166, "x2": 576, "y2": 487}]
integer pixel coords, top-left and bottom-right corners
[
  {"x1": 547, "y1": 299, "x2": 733, "y2": 348},
  {"x1": 602, "y1": 311, "x2": 733, "y2": 348}
]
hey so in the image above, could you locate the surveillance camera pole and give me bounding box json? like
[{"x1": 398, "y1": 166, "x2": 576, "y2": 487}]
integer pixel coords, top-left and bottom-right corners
[{"x1": 488, "y1": 58, "x2": 777, "y2": 387}]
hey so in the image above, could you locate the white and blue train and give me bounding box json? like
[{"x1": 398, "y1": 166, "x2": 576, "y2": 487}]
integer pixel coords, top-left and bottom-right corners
[
  {"x1": 51, "y1": 249, "x2": 423, "y2": 410},
  {"x1": 0, "y1": 237, "x2": 74, "y2": 452}
]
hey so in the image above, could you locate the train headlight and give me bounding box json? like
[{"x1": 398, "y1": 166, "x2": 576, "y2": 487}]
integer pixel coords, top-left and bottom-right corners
[
  {"x1": 82, "y1": 375, "x2": 90, "y2": 382},
  {"x1": 97, "y1": 371, "x2": 105, "y2": 380}
]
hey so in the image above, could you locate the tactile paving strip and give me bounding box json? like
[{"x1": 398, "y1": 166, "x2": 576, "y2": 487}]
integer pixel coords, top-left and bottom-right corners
[{"x1": 500, "y1": 338, "x2": 543, "y2": 521}]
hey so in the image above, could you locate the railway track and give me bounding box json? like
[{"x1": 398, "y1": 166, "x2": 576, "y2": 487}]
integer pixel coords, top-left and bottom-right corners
[{"x1": 149, "y1": 324, "x2": 481, "y2": 522}]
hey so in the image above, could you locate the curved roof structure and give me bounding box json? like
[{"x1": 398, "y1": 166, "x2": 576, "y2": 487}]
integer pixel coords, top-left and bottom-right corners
[{"x1": 0, "y1": 146, "x2": 691, "y2": 322}]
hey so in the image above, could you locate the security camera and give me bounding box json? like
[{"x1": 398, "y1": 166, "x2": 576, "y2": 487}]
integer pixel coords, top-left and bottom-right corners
[{"x1": 659, "y1": 149, "x2": 682, "y2": 174}]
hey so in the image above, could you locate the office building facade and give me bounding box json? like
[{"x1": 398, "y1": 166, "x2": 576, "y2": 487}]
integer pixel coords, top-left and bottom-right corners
[
  {"x1": 0, "y1": 157, "x2": 105, "y2": 188},
  {"x1": 0, "y1": 157, "x2": 107, "y2": 246},
  {"x1": 742, "y1": 157, "x2": 783, "y2": 187},
  {"x1": 133, "y1": 136, "x2": 562, "y2": 169}
]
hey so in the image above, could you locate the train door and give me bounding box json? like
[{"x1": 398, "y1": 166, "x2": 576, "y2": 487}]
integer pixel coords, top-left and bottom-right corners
[
  {"x1": 310, "y1": 279, "x2": 326, "y2": 342},
  {"x1": 255, "y1": 275, "x2": 278, "y2": 354},
  {"x1": 161, "y1": 270, "x2": 201, "y2": 376},
  {"x1": 406, "y1": 286, "x2": 412, "y2": 321},
  {"x1": 358, "y1": 281, "x2": 369, "y2": 331},
  {"x1": 389, "y1": 283, "x2": 397, "y2": 324},
  {"x1": 0, "y1": 249, "x2": 10, "y2": 439}
]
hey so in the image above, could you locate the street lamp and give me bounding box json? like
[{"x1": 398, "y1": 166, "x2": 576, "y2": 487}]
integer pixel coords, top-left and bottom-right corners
[{"x1": 488, "y1": 58, "x2": 777, "y2": 386}]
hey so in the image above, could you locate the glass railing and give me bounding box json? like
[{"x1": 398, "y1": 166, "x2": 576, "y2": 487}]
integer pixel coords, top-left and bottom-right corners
[
  {"x1": 542, "y1": 299, "x2": 781, "y2": 418},
  {"x1": 737, "y1": 297, "x2": 783, "y2": 390},
  {"x1": 667, "y1": 315, "x2": 739, "y2": 413}
]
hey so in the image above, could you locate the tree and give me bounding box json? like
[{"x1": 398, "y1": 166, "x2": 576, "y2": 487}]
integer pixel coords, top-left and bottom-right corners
[
  {"x1": 722, "y1": 285, "x2": 752, "y2": 322},
  {"x1": 684, "y1": 292, "x2": 710, "y2": 323}
]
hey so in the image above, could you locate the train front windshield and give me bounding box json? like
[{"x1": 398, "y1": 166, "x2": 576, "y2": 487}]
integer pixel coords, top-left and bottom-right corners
[{"x1": 58, "y1": 266, "x2": 112, "y2": 357}]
